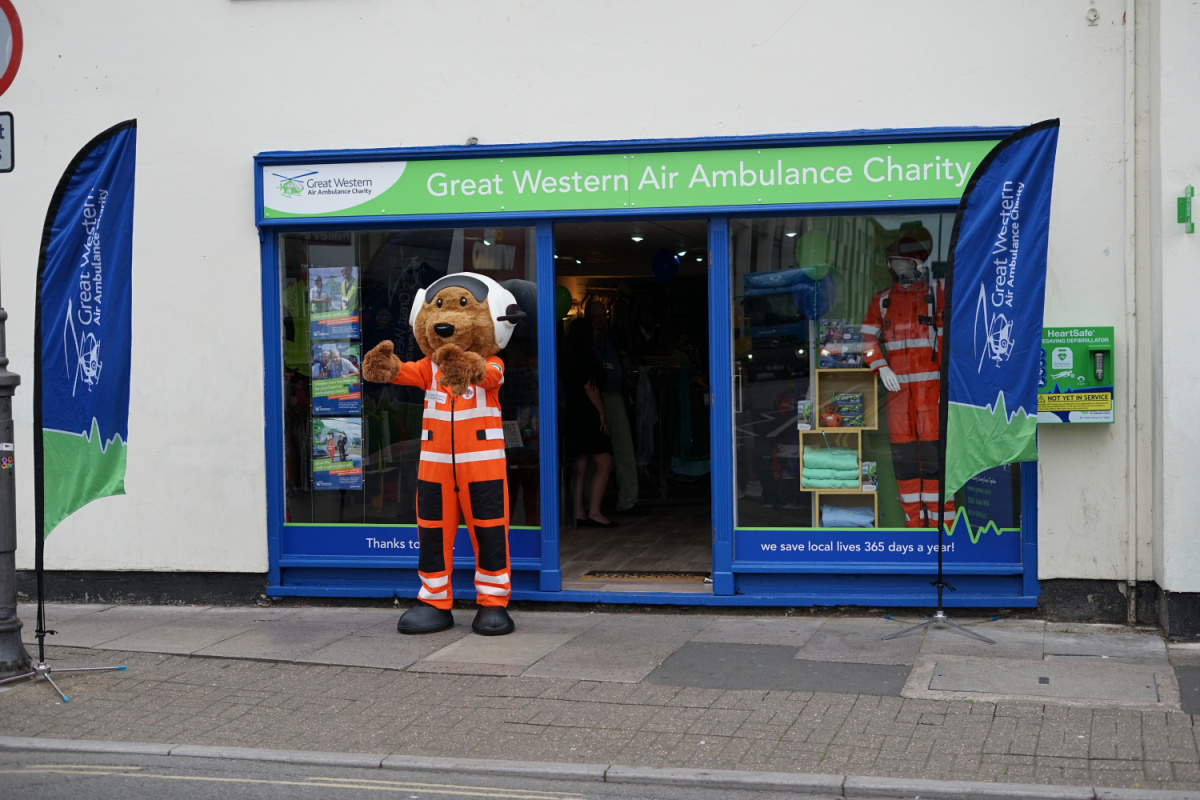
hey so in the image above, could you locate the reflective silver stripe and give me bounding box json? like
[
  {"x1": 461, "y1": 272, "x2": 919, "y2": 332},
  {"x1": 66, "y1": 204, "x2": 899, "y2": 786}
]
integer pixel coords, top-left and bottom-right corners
[
  {"x1": 420, "y1": 429, "x2": 432, "y2": 441},
  {"x1": 475, "y1": 571, "x2": 510, "y2": 585},
  {"x1": 423, "y1": 406, "x2": 502, "y2": 421},
  {"x1": 868, "y1": 358, "x2": 888, "y2": 370},
  {"x1": 480, "y1": 428, "x2": 505, "y2": 440},
  {"x1": 896, "y1": 371, "x2": 940, "y2": 384},
  {"x1": 885, "y1": 338, "x2": 933, "y2": 351},
  {"x1": 420, "y1": 449, "x2": 506, "y2": 464},
  {"x1": 920, "y1": 493, "x2": 941, "y2": 501},
  {"x1": 421, "y1": 574, "x2": 449, "y2": 588},
  {"x1": 418, "y1": 587, "x2": 448, "y2": 601},
  {"x1": 861, "y1": 324, "x2": 881, "y2": 336},
  {"x1": 898, "y1": 492, "x2": 922, "y2": 502},
  {"x1": 476, "y1": 584, "x2": 510, "y2": 597}
]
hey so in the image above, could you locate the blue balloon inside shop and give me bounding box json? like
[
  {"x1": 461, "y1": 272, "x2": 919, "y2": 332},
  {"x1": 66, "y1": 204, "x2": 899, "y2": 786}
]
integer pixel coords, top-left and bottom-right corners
[{"x1": 651, "y1": 249, "x2": 680, "y2": 283}]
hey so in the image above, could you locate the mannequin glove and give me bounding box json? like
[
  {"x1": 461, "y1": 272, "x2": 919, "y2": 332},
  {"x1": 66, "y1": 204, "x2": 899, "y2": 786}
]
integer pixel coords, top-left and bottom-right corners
[{"x1": 878, "y1": 366, "x2": 900, "y2": 392}]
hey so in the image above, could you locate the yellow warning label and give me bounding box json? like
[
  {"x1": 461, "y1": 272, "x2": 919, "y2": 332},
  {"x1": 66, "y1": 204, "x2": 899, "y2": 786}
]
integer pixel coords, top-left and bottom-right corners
[{"x1": 1038, "y1": 392, "x2": 1112, "y2": 411}]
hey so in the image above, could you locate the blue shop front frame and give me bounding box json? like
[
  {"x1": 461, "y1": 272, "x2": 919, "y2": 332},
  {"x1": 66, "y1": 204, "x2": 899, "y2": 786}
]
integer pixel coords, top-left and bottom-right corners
[{"x1": 256, "y1": 126, "x2": 1039, "y2": 607}]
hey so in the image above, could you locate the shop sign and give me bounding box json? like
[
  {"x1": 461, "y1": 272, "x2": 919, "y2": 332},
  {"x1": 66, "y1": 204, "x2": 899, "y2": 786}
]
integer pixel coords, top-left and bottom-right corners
[
  {"x1": 262, "y1": 139, "x2": 999, "y2": 220},
  {"x1": 1037, "y1": 326, "x2": 1114, "y2": 423}
]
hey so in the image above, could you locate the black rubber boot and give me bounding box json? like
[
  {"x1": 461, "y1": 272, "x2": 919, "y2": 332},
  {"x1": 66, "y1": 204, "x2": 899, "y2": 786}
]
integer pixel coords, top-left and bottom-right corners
[
  {"x1": 397, "y1": 602, "x2": 454, "y2": 635},
  {"x1": 472, "y1": 606, "x2": 515, "y2": 636}
]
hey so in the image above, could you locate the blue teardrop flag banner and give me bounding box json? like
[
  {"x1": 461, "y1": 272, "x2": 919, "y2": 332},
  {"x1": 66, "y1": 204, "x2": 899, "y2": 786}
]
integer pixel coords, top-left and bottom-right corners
[
  {"x1": 35, "y1": 120, "x2": 137, "y2": 538},
  {"x1": 942, "y1": 120, "x2": 1059, "y2": 497}
]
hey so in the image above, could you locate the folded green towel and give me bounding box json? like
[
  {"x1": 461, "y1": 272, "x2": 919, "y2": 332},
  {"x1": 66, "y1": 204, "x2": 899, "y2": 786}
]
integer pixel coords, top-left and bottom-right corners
[
  {"x1": 802, "y1": 445, "x2": 858, "y2": 471},
  {"x1": 800, "y1": 478, "x2": 861, "y2": 489},
  {"x1": 802, "y1": 468, "x2": 860, "y2": 481}
]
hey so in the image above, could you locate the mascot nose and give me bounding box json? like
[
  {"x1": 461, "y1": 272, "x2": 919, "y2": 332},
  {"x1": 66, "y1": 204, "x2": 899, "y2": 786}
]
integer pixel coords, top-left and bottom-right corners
[{"x1": 434, "y1": 323, "x2": 455, "y2": 338}]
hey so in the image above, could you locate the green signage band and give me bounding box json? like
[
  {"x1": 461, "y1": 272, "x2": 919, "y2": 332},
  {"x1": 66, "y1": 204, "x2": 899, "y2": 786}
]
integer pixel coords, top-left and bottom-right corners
[{"x1": 262, "y1": 140, "x2": 1000, "y2": 220}]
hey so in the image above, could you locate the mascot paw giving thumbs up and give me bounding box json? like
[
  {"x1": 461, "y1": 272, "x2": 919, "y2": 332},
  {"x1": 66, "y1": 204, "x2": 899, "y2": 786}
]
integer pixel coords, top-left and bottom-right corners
[{"x1": 361, "y1": 273, "x2": 527, "y2": 637}]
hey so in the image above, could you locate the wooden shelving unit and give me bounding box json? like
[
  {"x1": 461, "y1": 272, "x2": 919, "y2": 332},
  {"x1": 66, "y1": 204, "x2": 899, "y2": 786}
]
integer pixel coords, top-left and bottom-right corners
[{"x1": 798, "y1": 368, "x2": 881, "y2": 528}]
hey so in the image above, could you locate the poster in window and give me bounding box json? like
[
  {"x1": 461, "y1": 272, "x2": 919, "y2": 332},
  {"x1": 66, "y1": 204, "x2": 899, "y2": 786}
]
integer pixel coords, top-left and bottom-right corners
[
  {"x1": 312, "y1": 417, "x2": 362, "y2": 490},
  {"x1": 311, "y1": 342, "x2": 361, "y2": 415},
  {"x1": 309, "y1": 266, "x2": 360, "y2": 340}
]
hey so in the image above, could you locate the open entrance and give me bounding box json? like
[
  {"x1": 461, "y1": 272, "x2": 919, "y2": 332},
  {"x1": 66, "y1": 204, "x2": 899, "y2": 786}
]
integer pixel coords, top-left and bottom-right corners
[{"x1": 553, "y1": 219, "x2": 713, "y2": 592}]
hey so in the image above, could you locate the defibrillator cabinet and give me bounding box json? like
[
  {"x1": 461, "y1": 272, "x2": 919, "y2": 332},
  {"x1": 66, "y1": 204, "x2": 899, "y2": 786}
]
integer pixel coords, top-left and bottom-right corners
[{"x1": 1037, "y1": 326, "x2": 1114, "y2": 424}]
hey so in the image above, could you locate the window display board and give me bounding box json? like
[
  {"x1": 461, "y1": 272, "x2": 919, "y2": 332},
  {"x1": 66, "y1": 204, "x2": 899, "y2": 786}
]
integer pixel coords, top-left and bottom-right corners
[{"x1": 1037, "y1": 326, "x2": 1114, "y2": 424}]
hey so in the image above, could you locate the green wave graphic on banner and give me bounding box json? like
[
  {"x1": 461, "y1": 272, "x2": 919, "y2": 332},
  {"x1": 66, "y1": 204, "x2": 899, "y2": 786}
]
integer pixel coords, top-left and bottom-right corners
[
  {"x1": 945, "y1": 396, "x2": 1037, "y2": 498},
  {"x1": 42, "y1": 422, "x2": 127, "y2": 539}
]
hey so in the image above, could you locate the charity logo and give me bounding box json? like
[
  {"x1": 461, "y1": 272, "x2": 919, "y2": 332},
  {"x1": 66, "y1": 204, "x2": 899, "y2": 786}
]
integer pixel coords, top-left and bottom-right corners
[
  {"x1": 63, "y1": 299, "x2": 102, "y2": 396},
  {"x1": 973, "y1": 284, "x2": 1015, "y2": 372},
  {"x1": 272, "y1": 170, "x2": 317, "y2": 199}
]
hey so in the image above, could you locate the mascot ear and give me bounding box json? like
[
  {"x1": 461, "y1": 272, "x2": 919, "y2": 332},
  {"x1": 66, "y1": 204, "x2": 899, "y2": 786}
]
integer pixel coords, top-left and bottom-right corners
[{"x1": 408, "y1": 287, "x2": 427, "y2": 331}]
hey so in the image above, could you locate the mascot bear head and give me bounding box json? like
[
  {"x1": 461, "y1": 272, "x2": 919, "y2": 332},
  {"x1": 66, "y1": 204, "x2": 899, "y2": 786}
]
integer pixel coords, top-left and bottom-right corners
[
  {"x1": 409, "y1": 273, "x2": 524, "y2": 359},
  {"x1": 361, "y1": 272, "x2": 527, "y2": 396}
]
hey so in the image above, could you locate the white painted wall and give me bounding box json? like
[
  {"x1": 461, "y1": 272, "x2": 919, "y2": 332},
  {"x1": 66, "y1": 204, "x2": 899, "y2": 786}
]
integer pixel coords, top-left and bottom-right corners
[
  {"x1": 6, "y1": 1, "x2": 1141, "y2": 581},
  {"x1": 1149, "y1": 1, "x2": 1200, "y2": 592}
]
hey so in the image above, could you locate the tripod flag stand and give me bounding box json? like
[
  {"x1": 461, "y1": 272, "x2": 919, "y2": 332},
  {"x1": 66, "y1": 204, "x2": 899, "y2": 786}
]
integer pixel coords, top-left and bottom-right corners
[
  {"x1": 882, "y1": 120, "x2": 1061, "y2": 643},
  {"x1": 0, "y1": 121, "x2": 137, "y2": 700}
]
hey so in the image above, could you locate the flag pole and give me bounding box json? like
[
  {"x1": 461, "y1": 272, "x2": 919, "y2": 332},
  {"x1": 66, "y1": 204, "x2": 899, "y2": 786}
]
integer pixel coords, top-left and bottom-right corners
[{"x1": 882, "y1": 221, "x2": 994, "y2": 645}]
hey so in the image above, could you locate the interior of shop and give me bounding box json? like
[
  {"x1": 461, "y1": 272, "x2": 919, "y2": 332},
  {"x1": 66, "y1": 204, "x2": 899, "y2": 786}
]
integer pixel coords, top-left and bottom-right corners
[{"x1": 553, "y1": 219, "x2": 714, "y2": 592}]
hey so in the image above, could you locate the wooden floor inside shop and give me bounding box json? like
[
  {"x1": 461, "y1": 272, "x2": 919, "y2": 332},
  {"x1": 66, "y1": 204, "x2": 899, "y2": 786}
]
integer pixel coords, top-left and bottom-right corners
[{"x1": 559, "y1": 503, "x2": 713, "y2": 594}]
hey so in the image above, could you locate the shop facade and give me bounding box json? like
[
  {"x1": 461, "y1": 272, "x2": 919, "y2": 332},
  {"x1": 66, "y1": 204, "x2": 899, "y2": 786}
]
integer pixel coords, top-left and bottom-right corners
[
  {"x1": 11, "y1": 2, "x2": 1200, "y2": 629},
  {"x1": 258, "y1": 130, "x2": 1039, "y2": 605}
]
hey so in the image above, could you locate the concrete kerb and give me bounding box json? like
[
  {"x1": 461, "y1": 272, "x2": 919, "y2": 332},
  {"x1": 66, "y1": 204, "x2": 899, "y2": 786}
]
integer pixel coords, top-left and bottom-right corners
[
  {"x1": 0, "y1": 736, "x2": 1199, "y2": 799},
  {"x1": 169, "y1": 744, "x2": 388, "y2": 769}
]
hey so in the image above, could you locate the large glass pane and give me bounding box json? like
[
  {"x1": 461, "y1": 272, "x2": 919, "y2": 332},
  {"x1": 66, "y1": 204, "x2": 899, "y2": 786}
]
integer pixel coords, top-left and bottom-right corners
[
  {"x1": 731, "y1": 214, "x2": 1022, "y2": 532},
  {"x1": 280, "y1": 227, "x2": 540, "y2": 526}
]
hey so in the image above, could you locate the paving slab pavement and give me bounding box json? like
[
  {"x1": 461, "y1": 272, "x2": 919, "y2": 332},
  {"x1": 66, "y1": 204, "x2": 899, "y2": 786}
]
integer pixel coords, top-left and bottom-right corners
[{"x1": 2, "y1": 604, "x2": 1200, "y2": 793}]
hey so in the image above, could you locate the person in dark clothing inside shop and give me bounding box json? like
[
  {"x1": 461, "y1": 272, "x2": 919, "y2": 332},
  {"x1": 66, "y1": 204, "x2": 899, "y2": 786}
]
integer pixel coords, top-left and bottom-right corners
[
  {"x1": 562, "y1": 315, "x2": 618, "y2": 528},
  {"x1": 585, "y1": 300, "x2": 642, "y2": 516}
]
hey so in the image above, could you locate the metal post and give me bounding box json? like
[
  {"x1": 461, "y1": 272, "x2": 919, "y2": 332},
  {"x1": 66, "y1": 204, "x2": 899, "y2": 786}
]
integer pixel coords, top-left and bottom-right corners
[{"x1": 0, "y1": 300, "x2": 30, "y2": 676}]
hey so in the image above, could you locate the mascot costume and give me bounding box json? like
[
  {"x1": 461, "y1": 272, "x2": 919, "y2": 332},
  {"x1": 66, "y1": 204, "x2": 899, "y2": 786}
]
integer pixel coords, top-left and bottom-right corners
[{"x1": 360, "y1": 273, "x2": 526, "y2": 636}]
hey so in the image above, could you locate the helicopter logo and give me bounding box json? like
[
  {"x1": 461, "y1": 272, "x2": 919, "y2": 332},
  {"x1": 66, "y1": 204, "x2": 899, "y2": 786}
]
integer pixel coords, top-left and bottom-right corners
[
  {"x1": 273, "y1": 171, "x2": 317, "y2": 199},
  {"x1": 63, "y1": 300, "x2": 102, "y2": 396},
  {"x1": 974, "y1": 284, "x2": 1015, "y2": 372}
]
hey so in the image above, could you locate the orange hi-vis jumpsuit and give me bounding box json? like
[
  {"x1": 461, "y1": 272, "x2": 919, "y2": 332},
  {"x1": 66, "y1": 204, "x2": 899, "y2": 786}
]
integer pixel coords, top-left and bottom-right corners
[
  {"x1": 390, "y1": 355, "x2": 511, "y2": 609},
  {"x1": 861, "y1": 278, "x2": 954, "y2": 528}
]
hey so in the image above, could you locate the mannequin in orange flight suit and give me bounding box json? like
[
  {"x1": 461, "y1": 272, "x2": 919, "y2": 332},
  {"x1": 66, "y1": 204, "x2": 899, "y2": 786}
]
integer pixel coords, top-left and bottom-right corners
[
  {"x1": 360, "y1": 273, "x2": 526, "y2": 636},
  {"x1": 861, "y1": 229, "x2": 954, "y2": 528}
]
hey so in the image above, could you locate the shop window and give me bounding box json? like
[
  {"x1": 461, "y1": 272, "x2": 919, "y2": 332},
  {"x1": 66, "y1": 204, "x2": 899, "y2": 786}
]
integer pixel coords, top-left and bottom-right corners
[
  {"x1": 731, "y1": 214, "x2": 1022, "y2": 532},
  {"x1": 279, "y1": 227, "x2": 540, "y2": 526}
]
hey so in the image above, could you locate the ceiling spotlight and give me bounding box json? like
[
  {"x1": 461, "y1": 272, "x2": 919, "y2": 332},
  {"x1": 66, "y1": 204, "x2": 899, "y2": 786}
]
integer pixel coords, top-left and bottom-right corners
[
  {"x1": 696, "y1": 257, "x2": 703, "y2": 262},
  {"x1": 631, "y1": 236, "x2": 644, "y2": 242},
  {"x1": 553, "y1": 255, "x2": 559, "y2": 259},
  {"x1": 575, "y1": 259, "x2": 582, "y2": 264},
  {"x1": 482, "y1": 239, "x2": 492, "y2": 246},
  {"x1": 677, "y1": 250, "x2": 687, "y2": 257},
  {"x1": 785, "y1": 232, "x2": 797, "y2": 238}
]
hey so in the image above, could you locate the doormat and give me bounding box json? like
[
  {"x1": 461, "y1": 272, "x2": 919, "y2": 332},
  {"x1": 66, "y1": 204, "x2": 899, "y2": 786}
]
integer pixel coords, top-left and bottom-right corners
[{"x1": 580, "y1": 570, "x2": 711, "y2": 581}]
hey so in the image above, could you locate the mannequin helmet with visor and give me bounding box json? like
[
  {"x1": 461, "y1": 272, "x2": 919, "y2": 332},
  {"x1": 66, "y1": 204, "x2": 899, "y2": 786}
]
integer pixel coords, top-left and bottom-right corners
[{"x1": 884, "y1": 227, "x2": 933, "y2": 286}]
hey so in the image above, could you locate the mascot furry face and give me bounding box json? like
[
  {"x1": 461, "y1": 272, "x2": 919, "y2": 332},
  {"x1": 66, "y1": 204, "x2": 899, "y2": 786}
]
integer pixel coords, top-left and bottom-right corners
[{"x1": 358, "y1": 272, "x2": 526, "y2": 638}]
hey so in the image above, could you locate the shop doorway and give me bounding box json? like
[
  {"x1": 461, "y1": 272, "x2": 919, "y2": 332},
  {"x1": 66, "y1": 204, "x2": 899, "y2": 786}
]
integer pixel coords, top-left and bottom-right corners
[{"x1": 553, "y1": 219, "x2": 713, "y2": 592}]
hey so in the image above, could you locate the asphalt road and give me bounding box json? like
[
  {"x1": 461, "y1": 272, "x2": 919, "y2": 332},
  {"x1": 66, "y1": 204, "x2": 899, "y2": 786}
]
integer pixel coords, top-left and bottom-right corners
[{"x1": 0, "y1": 751, "x2": 813, "y2": 800}]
